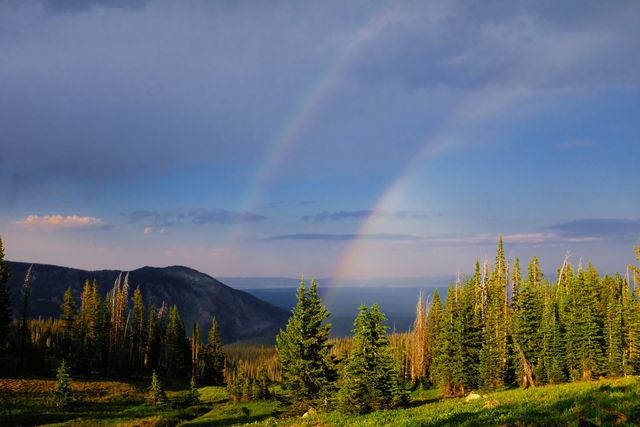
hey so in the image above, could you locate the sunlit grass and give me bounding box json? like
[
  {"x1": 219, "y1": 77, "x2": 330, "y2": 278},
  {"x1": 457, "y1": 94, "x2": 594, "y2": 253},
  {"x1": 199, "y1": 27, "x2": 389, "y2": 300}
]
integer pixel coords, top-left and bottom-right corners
[{"x1": 250, "y1": 376, "x2": 640, "y2": 427}]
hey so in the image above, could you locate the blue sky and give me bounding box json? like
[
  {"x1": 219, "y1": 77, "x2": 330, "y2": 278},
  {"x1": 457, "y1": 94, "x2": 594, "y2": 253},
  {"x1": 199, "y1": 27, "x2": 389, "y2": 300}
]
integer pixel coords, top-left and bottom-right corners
[{"x1": 0, "y1": 0, "x2": 638, "y2": 279}]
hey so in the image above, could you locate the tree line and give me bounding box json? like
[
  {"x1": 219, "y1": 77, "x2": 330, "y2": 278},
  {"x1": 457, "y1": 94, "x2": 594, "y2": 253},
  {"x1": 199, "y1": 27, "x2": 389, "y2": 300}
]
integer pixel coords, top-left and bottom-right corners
[
  {"x1": 0, "y1": 237, "x2": 224, "y2": 384},
  {"x1": 406, "y1": 239, "x2": 640, "y2": 395}
]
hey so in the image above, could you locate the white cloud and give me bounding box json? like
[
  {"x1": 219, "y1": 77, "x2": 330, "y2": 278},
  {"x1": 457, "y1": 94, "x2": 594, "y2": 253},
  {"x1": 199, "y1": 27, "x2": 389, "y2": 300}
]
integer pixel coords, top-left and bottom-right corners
[{"x1": 17, "y1": 214, "x2": 104, "y2": 229}]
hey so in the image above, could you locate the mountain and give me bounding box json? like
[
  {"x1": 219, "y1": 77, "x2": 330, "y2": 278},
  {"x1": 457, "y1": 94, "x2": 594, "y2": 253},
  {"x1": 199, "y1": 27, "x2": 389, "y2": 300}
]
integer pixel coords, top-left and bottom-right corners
[{"x1": 5, "y1": 261, "x2": 290, "y2": 344}]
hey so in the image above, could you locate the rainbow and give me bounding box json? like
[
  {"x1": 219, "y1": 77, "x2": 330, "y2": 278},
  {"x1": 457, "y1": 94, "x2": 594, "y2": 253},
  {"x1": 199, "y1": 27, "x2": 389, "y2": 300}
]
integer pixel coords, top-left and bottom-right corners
[
  {"x1": 324, "y1": 82, "x2": 506, "y2": 300},
  {"x1": 225, "y1": 2, "x2": 398, "y2": 240}
]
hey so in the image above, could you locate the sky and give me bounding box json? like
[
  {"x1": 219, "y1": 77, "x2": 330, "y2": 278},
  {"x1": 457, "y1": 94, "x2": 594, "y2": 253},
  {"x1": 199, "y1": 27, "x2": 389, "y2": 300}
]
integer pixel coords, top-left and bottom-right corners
[{"x1": 0, "y1": 0, "x2": 639, "y2": 281}]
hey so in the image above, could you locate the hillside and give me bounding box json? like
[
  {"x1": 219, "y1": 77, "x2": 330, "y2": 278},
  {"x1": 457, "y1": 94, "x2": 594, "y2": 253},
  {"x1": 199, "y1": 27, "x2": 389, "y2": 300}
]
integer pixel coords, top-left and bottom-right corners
[{"x1": 5, "y1": 261, "x2": 289, "y2": 344}]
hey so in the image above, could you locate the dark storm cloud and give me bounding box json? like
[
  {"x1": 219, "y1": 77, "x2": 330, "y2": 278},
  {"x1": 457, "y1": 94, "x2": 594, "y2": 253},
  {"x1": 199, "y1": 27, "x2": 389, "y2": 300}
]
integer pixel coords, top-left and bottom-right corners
[
  {"x1": 188, "y1": 209, "x2": 266, "y2": 225},
  {"x1": 549, "y1": 219, "x2": 640, "y2": 242}
]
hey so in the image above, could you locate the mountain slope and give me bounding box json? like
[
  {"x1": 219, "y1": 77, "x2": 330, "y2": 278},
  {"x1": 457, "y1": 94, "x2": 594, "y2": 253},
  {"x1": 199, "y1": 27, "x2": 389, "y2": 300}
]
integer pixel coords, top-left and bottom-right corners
[{"x1": 5, "y1": 261, "x2": 289, "y2": 344}]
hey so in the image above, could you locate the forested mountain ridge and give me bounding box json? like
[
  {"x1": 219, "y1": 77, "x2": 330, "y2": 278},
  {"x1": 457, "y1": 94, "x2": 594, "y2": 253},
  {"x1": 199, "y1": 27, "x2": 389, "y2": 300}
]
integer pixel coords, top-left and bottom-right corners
[{"x1": 5, "y1": 261, "x2": 289, "y2": 343}]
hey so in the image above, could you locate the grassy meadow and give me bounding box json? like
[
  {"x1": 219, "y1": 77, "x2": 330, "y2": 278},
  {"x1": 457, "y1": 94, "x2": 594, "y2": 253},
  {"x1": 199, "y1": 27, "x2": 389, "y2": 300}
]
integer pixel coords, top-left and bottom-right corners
[{"x1": 2, "y1": 375, "x2": 640, "y2": 426}]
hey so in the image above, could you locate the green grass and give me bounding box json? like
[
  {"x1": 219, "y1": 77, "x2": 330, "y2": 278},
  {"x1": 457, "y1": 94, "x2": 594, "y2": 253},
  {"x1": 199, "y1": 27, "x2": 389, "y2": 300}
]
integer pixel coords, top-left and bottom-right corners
[
  {"x1": 249, "y1": 377, "x2": 640, "y2": 427},
  {"x1": 3, "y1": 376, "x2": 640, "y2": 426},
  {"x1": 0, "y1": 376, "x2": 210, "y2": 426}
]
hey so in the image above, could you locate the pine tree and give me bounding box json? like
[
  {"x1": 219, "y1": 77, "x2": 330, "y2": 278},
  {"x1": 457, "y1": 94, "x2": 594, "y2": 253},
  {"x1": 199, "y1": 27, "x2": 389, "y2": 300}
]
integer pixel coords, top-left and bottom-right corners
[
  {"x1": 338, "y1": 304, "x2": 407, "y2": 414},
  {"x1": 60, "y1": 287, "x2": 76, "y2": 357},
  {"x1": 131, "y1": 287, "x2": 145, "y2": 372},
  {"x1": 146, "y1": 303, "x2": 159, "y2": 370},
  {"x1": 408, "y1": 291, "x2": 429, "y2": 386},
  {"x1": 187, "y1": 374, "x2": 200, "y2": 404},
  {"x1": 164, "y1": 305, "x2": 187, "y2": 377},
  {"x1": 0, "y1": 237, "x2": 12, "y2": 349},
  {"x1": 203, "y1": 317, "x2": 225, "y2": 385},
  {"x1": 479, "y1": 239, "x2": 511, "y2": 390},
  {"x1": 276, "y1": 278, "x2": 336, "y2": 407},
  {"x1": 19, "y1": 265, "x2": 34, "y2": 367},
  {"x1": 426, "y1": 290, "x2": 442, "y2": 385},
  {"x1": 565, "y1": 268, "x2": 604, "y2": 380},
  {"x1": 54, "y1": 359, "x2": 72, "y2": 408},
  {"x1": 538, "y1": 283, "x2": 565, "y2": 384},
  {"x1": 512, "y1": 257, "x2": 544, "y2": 387},
  {"x1": 148, "y1": 369, "x2": 167, "y2": 405},
  {"x1": 604, "y1": 275, "x2": 624, "y2": 377},
  {"x1": 191, "y1": 321, "x2": 200, "y2": 379}
]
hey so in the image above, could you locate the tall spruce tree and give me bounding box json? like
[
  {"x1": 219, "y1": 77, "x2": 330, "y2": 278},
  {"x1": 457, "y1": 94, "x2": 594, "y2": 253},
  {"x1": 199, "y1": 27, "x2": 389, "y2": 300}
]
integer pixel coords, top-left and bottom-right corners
[
  {"x1": 479, "y1": 238, "x2": 511, "y2": 389},
  {"x1": 276, "y1": 278, "x2": 336, "y2": 407},
  {"x1": 60, "y1": 287, "x2": 76, "y2": 357},
  {"x1": 512, "y1": 257, "x2": 544, "y2": 387},
  {"x1": 203, "y1": 317, "x2": 225, "y2": 385},
  {"x1": 0, "y1": 237, "x2": 11, "y2": 348},
  {"x1": 131, "y1": 287, "x2": 145, "y2": 372},
  {"x1": 338, "y1": 304, "x2": 407, "y2": 414},
  {"x1": 164, "y1": 305, "x2": 187, "y2": 377},
  {"x1": 18, "y1": 266, "x2": 34, "y2": 368},
  {"x1": 426, "y1": 290, "x2": 442, "y2": 385},
  {"x1": 538, "y1": 283, "x2": 565, "y2": 384}
]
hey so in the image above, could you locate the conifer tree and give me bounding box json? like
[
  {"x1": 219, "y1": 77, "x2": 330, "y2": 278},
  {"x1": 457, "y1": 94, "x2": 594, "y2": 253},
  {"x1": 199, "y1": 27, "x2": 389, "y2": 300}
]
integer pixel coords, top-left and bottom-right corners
[
  {"x1": 538, "y1": 283, "x2": 565, "y2": 384},
  {"x1": 191, "y1": 321, "x2": 200, "y2": 379},
  {"x1": 187, "y1": 374, "x2": 200, "y2": 404},
  {"x1": 0, "y1": 237, "x2": 11, "y2": 349},
  {"x1": 431, "y1": 284, "x2": 459, "y2": 395},
  {"x1": 426, "y1": 290, "x2": 442, "y2": 385},
  {"x1": 131, "y1": 287, "x2": 145, "y2": 371},
  {"x1": 409, "y1": 291, "x2": 429, "y2": 386},
  {"x1": 276, "y1": 278, "x2": 336, "y2": 407},
  {"x1": 479, "y1": 239, "x2": 511, "y2": 389},
  {"x1": 565, "y1": 268, "x2": 604, "y2": 380},
  {"x1": 621, "y1": 273, "x2": 640, "y2": 375},
  {"x1": 19, "y1": 265, "x2": 34, "y2": 367},
  {"x1": 203, "y1": 317, "x2": 225, "y2": 385},
  {"x1": 146, "y1": 303, "x2": 159, "y2": 370},
  {"x1": 164, "y1": 305, "x2": 187, "y2": 377},
  {"x1": 512, "y1": 257, "x2": 544, "y2": 387},
  {"x1": 604, "y1": 275, "x2": 624, "y2": 376},
  {"x1": 54, "y1": 359, "x2": 72, "y2": 408},
  {"x1": 60, "y1": 287, "x2": 76, "y2": 356},
  {"x1": 338, "y1": 304, "x2": 406, "y2": 414},
  {"x1": 148, "y1": 369, "x2": 167, "y2": 405}
]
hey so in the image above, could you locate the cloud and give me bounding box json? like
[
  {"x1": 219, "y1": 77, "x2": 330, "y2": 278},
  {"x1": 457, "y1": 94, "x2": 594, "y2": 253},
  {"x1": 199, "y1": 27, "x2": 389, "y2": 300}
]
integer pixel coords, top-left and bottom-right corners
[
  {"x1": 258, "y1": 233, "x2": 421, "y2": 242},
  {"x1": 302, "y1": 210, "x2": 374, "y2": 222},
  {"x1": 258, "y1": 231, "x2": 600, "y2": 245},
  {"x1": 143, "y1": 226, "x2": 168, "y2": 235},
  {"x1": 301, "y1": 210, "x2": 431, "y2": 222},
  {"x1": 39, "y1": 0, "x2": 149, "y2": 15},
  {"x1": 128, "y1": 210, "x2": 175, "y2": 227},
  {"x1": 549, "y1": 218, "x2": 640, "y2": 242},
  {"x1": 557, "y1": 139, "x2": 594, "y2": 149},
  {"x1": 17, "y1": 214, "x2": 105, "y2": 230},
  {"x1": 126, "y1": 208, "x2": 266, "y2": 226},
  {"x1": 188, "y1": 209, "x2": 266, "y2": 225}
]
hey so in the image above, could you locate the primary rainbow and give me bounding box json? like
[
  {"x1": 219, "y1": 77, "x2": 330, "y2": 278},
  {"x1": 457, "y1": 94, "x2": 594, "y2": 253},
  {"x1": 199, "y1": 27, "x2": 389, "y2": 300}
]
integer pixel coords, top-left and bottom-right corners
[
  {"x1": 324, "y1": 84, "x2": 499, "y2": 302},
  {"x1": 223, "y1": 2, "x2": 398, "y2": 244}
]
